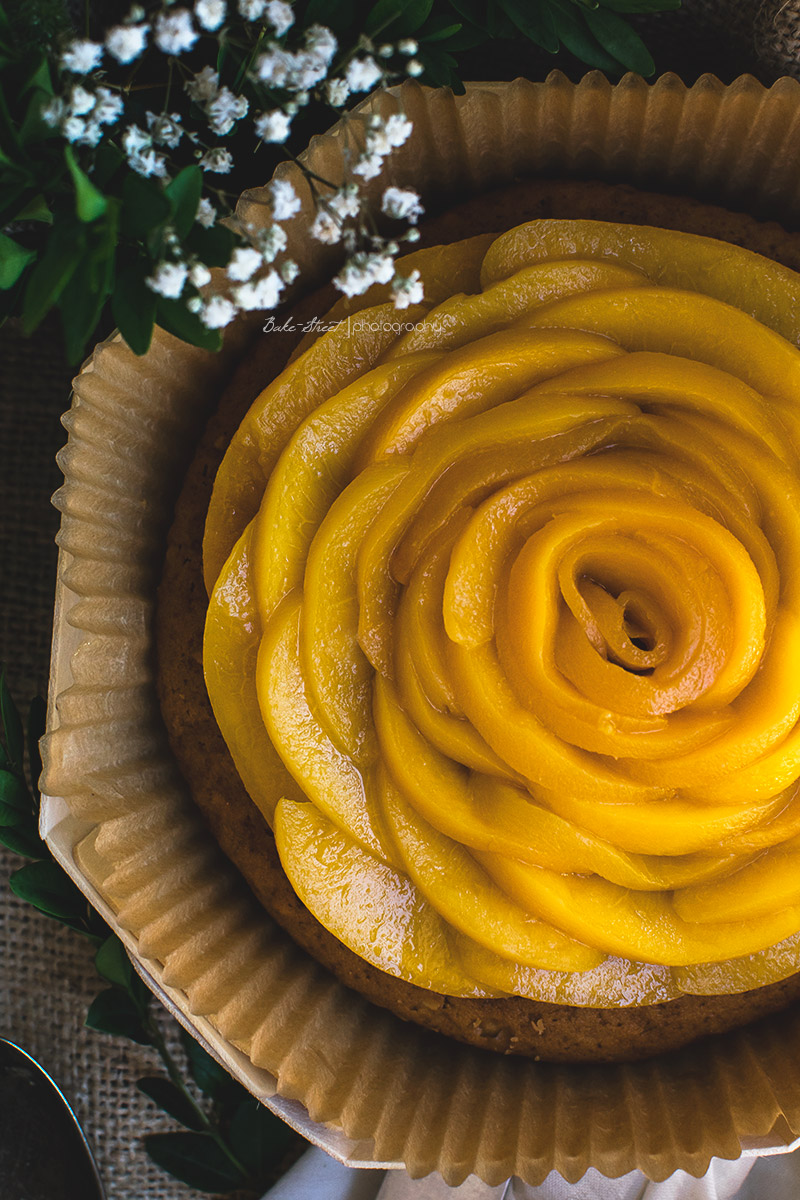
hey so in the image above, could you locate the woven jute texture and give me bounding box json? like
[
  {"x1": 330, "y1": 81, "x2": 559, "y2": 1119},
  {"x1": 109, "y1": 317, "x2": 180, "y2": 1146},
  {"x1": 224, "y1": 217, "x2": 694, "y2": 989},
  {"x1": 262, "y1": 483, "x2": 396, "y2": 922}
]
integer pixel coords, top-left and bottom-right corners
[{"x1": 0, "y1": 314, "x2": 223, "y2": 1200}]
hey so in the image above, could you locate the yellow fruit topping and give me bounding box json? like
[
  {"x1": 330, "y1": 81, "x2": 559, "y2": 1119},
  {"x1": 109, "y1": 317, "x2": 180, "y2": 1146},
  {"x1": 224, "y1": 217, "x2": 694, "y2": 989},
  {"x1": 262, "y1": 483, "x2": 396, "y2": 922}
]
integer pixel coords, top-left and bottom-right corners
[{"x1": 204, "y1": 220, "x2": 800, "y2": 1007}]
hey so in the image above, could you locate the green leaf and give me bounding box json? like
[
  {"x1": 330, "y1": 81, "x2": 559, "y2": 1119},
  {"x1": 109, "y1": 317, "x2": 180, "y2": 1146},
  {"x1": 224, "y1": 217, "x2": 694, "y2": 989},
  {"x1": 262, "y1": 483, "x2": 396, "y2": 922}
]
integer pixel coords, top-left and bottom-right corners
[
  {"x1": 92, "y1": 142, "x2": 126, "y2": 190},
  {"x1": 27, "y1": 695, "x2": 45, "y2": 798},
  {"x1": 436, "y1": 25, "x2": 485, "y2": 50},
  {"x1": 137, "y1": 1077, "x2": 205, "y2": 1131},
  {"x1": 582, "y1": 5, "x2": 655, "y2": 73},
  {"x1": 307, "y1": 0, "x2": 357, "y2": 27},
  {"x1": 156, "y1": 297, "x2": 223, "y2": 353},
  {"x1": 121, "y1": 170, "x2": 171, "y2": 241},
  {"x1": 0, "y1": 770, "x2": 31, "y2": 810},
  {"x1": 95, "y1": 935, "x2": 134, "y2": 989},
  {"x1": 227, "y1": 1099, "x2": 298, "y2": 1180},
  {"x1": 0, "y1": 796, "x2": 29, "y2": 827},
  {"x1": 550, "y1": 0, "x2": 621, "y2": 69},
  {"x1": 85, "y1": 987, "x2": 152, "y2": 1045},
  {"x1": 64, "y1": 145, "x2": 107, "y2": 222},
  {"x1": 0, "y1": 825, "x2": 45, "y2": 858},
  {"x1": 447, "y1": 0, "x2": 485, "y2": 24},
  {"x1": 417, "y1": 14, "x2": 463, "y2": 42},
  {"x1": 9, "y1": 860, "x2": 87, "y2": 921},
  {"x1": 14, "y1": 193, "x2": 51, "y2": 222},
  {"x1": 600, "y1": 0, "x2": 680, "y2": 11},
  {"x1": 58, "y1": 205, "x2": 118, "y2": 362},
  {"x1": 145, "y1": 1132, "x2": 247, "y2": 1193},
  {"x1": 497, "y1": 0, "x2": 559, "y2": 51},
  {"x1": 365, "y1": 0, "x2": 434, "y2": 37},
  {"x1": 166, "y1": 165, "x2": 203, "y2": 238},
  {"x1": 0, "y1": 671, "x2": 24, "y2": 767},
  {"x1": 185, "y1": 221, "x2": 237, "y2": 267},
  {"x1": 180, "y1": 1029, "x2": 239, "y2": 1101},
  {"x1": 0, "y1": 181, "x2": 35, "y2": 226},
  {"x1": 20, "y1": 220, "x2": 85, "y2": 334},
  {"x1": 304, "y1": 0, "x2": 355, "y2": 29},
  {"x1": 0, "y1": 231, "x2": 34, "y2": 289},
  {"x1": 412, "y1": 44, "x2": 460, "y2": 88},
  {"x1": 112, "y1": 263, "x2": 157, "y2": 357}
]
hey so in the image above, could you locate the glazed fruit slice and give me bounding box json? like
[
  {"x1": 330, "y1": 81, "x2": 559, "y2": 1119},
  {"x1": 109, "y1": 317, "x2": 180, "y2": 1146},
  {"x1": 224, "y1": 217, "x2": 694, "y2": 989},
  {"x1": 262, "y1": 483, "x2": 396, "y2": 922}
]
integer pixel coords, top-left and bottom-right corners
[{"x1": 274, "y1": 796, "x2": 490, "y2": 997}]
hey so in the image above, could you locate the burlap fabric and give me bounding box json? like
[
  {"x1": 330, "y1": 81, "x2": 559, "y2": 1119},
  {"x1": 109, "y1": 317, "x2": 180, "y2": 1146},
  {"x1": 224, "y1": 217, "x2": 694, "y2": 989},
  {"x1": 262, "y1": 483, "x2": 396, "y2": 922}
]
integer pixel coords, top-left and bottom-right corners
[{"x1": 3, "y1": 6, "x2": 800, "y2": 1200}]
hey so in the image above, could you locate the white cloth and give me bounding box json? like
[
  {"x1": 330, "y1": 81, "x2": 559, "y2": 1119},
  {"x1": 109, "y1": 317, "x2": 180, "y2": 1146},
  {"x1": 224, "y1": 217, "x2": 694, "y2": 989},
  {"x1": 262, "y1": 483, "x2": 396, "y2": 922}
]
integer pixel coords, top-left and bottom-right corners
[{"x1": 262, "y1": 1143, "x2": 800, "y2": 1200}]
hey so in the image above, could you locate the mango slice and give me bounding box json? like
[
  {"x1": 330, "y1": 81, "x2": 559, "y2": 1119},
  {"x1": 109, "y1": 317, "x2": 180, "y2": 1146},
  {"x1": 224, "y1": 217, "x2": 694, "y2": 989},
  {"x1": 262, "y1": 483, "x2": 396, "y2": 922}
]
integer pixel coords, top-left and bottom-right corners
[
  {"x1": 275, "y1": 797, "x2": 489, "y2": 997},
  {"x1": 204, "y1": 523, "x2": 303, "y2": 823},
  {"x1": 452, "y1": 934, "x2": 680, "y2": 1007},
  {"x1": 379, "y1": 772, "x2": 604, "y2": 972},
  {"x1": 257, "y1": 595, "x2": 393, "y2": 863}
]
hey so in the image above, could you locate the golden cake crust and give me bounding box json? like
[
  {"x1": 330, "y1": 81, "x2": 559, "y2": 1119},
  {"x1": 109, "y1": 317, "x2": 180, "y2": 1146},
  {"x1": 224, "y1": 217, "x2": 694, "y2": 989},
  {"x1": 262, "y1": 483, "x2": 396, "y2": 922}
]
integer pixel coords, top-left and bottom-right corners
[{"x1": 156, "y1": 178, "x2": 800, "y2": 1062}]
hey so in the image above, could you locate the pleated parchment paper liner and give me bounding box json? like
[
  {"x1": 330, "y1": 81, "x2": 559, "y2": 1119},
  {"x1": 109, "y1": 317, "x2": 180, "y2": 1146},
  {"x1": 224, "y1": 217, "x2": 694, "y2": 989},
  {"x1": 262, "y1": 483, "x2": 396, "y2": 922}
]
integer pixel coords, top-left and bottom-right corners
[{"x1": 40, "y1": 72, "x2": 800, "y2": 1185}]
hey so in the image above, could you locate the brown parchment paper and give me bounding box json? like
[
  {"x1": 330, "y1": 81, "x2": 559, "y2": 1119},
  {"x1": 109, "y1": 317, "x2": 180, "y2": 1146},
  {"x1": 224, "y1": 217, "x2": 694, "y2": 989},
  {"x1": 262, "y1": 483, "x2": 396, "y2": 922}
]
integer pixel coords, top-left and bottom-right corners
[{"x1": 40, "y1": 74, "x2": 800, "y2": 1186}]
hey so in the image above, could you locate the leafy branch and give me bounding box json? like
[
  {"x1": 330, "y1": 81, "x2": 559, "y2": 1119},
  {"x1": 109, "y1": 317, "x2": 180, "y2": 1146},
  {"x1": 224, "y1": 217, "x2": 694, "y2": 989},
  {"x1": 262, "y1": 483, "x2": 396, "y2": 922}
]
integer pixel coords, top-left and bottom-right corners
[
  {"x1": 0, "y1": 0, "x2": 681, "y2": 364},
  {"x1": 0, "y1": 671, "x2": 305, "y2": 1196}
]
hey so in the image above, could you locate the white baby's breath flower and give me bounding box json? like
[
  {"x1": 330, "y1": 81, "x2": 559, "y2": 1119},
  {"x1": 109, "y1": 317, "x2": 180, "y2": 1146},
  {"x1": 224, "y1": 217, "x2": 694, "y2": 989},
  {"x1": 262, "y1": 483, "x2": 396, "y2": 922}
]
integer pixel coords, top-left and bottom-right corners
[
  {"x1": 105, "y1": 23, "x2": 149, "y2": 63},
  {"x1": 196, "y1": 197, "x2": 217, "y2": 227},
  {"x1": 406, "y1": 58, "x2": 424, "y2": 77},
  {"x1": 42, "y1": 97, "x2": 66, "y2": 127},
  {"x1": 195, "y1": 0, "x2": 226, "y2": 30},
  {"x1": 254, "y1": 109, "x2": 291, "y2": 143},
  {"x1": 207, "y1": 87, "x2": 249, "y2": 136},
  {"x1": 381, "y1": 186, "x2": 424, "y2": 224},
  {"x1": 398, "y1": 38, "x2": 418, "y2": 55},
  {"x1": 146, "y1": 261, "x2": 188, "y2": 298},
  {"x1": 200, "y1": 147, "x2": 233, "y2": 173},
  {"x1": 201, "y1": 294, "x2": 237, "y2": 327},
  {"x1": 345, "y1": 56, "x2": 382, "y2": 93},
  {"x1": 329, "y1": 185, "x2": 360, "y2": 221},
  {"x1": 310, "y1": 210, "x2": 341, "y2": 244},
  {"x1": 265, "y1": 0, "x2": 294, "y2": 35},
  {"x1": 227, "y1": 246, "x2": 263, "y2": 281},
  {"x1": 155, "y1": 9, "x2": 198, "y2": 54},
  {"x1": 352, "y1": 151, "x2": 383, "y2": 181},
  {"x1": 187, "y1": 295, "x2": 204, "y2": 313},
  {"x1": 377, "y1": 43, "x2": 393, "y2": 58},
  {"x1": 62, "y1": 115, "x2": 86, "y2": 142},
  {"x1": 122, "y1": 124, "x2": 151, "y2": 155},
  {"x1": 93, "y1": 88, "x2": 124, "y2": 126},
  {"x1": 292, "y1": 53, "x2": 326, "y2": 89},
  {"x1": 69, "y1": 85, "x2": 96, "y2": 116},
  {"x1": 269, "y1": 178, "x2": 301, "y2": 220},
  {"x1": 238, "y1": 0, "x2": 265, "y2": 18},
  {"x1": 260, "y1": 224, "x2": 288, "y2": 261},
  {"x1": 129, "y1": 147, "x2": 168, "y2": 177},
  {"x1": 391, "y1": 268, "x2": 424, "y2": 309},
  {"x1": 60, "y1": 39, "x2": 103, "y2": 73},
  {"x1": 280, "y1": 258, "x2": 300, "y2": 284},
  {"x1": 147, "y1": 111, "x2": 183, "y2": 148},
  {"x1": 233, "y1": 269, "x2": 283, "y2": 310},
  {"x1": 405, "y1": 226, "x2": 421, "y2": 243},
  {"x1": 334, "y1": 251, "x2": 394, "y2": 297},
  {"x1": 255, "y1": 47, "x2": 291, "y2": 85},
  {"x1": 185, "y1": 66, "x2": 220, "y2": 102},
  {"x1": 325, "y1": 77, "x2": 349, "y2": 106},
  {"x1": 189, "y1": 262, "x2": 212, "y2": 288},
  {"x1": 383, "y1": 112, "x2": 413, "y2": 147},
  {"x1": 304, "y1": 24, "x2": 336, "y2": 62}
]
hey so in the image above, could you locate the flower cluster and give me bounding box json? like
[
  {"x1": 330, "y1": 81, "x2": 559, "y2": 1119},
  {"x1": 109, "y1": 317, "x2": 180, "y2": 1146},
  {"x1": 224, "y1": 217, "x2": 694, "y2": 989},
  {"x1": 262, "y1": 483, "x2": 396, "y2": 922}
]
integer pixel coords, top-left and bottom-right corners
[{"x1": 41, "y1": 0, "x2": 426, "y2": 347}]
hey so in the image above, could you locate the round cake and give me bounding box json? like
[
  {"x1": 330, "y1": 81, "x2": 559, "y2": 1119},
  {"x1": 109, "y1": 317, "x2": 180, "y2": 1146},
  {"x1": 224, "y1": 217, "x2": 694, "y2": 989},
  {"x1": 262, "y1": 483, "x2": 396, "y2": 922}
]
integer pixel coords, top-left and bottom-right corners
[{"x1": 157, "y1": 179, "x2": 800, "y2": 1062}]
